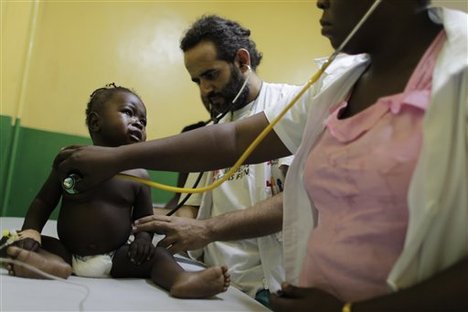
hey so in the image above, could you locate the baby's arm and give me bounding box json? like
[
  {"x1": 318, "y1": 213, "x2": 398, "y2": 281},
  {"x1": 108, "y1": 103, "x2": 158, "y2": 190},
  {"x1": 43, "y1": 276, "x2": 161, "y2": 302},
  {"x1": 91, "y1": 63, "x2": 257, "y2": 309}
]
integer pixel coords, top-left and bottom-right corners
[
  {"x1": 18, "y1": 170, "x2": 62, "y2": 251},
  {"x1": 128, "y1": 169, "x2": 154, "y2": 264}
]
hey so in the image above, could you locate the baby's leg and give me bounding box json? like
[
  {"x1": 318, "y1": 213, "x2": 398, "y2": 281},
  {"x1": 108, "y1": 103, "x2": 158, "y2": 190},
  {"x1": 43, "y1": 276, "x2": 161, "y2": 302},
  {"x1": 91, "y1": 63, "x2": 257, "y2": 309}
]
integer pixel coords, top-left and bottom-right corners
[
  {"x1": 111, "y1": 244, "x2": 154, "y2": 278},
  {"x1": 6, "y1": 246, "x2": 72, "y2": 279},
  {"x1": 169, "y1": 264, "x2": 230, "y2": 299},
  {"x1": 150, "y1": 247, "x2": 230, "y2": 299}
]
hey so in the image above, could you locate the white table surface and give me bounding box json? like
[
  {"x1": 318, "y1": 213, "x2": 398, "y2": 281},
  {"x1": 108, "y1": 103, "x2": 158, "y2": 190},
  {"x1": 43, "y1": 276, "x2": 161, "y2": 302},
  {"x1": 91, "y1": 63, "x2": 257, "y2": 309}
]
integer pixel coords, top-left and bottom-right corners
[{"x1": 0, "y1": 217, "x2": 269, "y2": 311}]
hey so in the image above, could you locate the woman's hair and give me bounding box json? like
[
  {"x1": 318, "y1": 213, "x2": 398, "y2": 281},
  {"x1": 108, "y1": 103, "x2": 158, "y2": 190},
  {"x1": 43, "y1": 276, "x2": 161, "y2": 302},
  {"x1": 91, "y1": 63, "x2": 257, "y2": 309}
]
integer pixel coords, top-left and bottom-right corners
[
  {"x1": 180, "y1": 15, "x2": 263, "y2": 70},
  {"x1": 85, "y1": 83, "x2": 140, "y2": 126}
]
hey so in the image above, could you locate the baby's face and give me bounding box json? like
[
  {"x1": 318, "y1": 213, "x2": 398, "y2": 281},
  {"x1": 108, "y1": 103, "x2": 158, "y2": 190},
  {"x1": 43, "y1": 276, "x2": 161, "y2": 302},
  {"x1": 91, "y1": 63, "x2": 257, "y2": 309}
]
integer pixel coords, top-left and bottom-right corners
[{"x1": 97, "y1": 91, "x2": 147, "y2": 147}]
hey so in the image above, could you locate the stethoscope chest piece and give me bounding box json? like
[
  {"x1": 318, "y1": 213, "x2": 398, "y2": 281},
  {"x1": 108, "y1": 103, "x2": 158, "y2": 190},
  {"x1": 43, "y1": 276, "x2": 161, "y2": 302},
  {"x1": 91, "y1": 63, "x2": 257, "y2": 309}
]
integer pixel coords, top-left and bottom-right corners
[{"x1": 62, "y1": 173, "x2": 81, "y2": 195}]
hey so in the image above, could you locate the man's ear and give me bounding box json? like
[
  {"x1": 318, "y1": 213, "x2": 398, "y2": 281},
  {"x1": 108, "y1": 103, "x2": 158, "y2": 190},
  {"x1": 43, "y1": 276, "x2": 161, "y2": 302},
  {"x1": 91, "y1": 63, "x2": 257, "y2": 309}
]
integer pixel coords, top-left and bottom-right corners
[
  {"x1": 235, "y1": 48, "x2": 252, "y2": 73},
  {"x1": 88, "y1": 112, "x2": 102, "y2": 133}
]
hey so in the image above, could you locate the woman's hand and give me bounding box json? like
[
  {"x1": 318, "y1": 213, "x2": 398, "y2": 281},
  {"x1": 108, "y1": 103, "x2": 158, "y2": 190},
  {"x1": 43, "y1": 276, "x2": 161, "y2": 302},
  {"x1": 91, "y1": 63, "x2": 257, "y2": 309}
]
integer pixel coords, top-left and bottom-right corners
[
  {"x1": 270, "y1": 283, "x2": 343, "y2": 312},
  {"x1": 53, "y1": 145, "x2": 122, "y2": 192}
]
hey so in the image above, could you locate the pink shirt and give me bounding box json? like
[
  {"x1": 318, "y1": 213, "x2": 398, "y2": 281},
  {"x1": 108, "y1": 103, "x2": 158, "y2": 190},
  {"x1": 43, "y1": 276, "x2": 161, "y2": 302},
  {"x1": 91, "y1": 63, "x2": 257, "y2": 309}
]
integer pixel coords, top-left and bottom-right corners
[{"x1": 301, "y1": 32, "x2": 446, "y2": 302}]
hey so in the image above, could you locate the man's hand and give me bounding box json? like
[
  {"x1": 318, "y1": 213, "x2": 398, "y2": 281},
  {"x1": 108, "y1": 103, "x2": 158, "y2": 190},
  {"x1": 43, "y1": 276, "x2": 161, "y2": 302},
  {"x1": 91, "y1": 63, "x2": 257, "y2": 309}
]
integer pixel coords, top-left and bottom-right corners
[
  {"x1": 133, "y1": 215, "x2": 211, "y2": 254},
  {"x1": 270, "y1": 283, "x2": 343, "y2": 312}
]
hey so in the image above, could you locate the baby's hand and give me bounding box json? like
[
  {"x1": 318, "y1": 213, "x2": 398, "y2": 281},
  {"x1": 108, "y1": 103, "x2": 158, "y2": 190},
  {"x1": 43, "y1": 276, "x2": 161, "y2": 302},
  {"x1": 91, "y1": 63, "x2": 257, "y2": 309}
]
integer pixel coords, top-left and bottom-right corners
[
  {"x1": 14, "y1": 237, "x2": 40, "y2": 252},
  {"x1": 128, "y1": 235, "x2": 154, "y2": 265}
]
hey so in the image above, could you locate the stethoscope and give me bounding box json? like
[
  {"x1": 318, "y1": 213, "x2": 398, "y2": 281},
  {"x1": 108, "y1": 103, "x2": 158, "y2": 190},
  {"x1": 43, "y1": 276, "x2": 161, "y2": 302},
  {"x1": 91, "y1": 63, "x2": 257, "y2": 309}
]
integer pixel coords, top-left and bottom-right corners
[
  {"x1": 63, "y1": 65, "x2": 253, "y2": 216},
  {"x1": 62, "y1": 0, "x2": 383, "y2": 201}
]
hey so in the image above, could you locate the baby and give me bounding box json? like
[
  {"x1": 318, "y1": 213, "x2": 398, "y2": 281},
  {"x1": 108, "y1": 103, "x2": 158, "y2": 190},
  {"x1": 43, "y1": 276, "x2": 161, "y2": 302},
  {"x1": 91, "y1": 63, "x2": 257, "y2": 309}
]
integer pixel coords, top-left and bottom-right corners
[{"x1": 5, "y1": 84, "x2": 229, "y2": 298}]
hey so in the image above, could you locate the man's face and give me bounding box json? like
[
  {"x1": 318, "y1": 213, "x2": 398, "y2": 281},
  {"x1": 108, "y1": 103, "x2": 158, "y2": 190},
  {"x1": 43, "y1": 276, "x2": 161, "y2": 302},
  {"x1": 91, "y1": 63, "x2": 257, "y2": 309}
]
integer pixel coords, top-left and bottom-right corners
[{"x1": 184, "y1": 41, "x2": 249, "y2": 116}]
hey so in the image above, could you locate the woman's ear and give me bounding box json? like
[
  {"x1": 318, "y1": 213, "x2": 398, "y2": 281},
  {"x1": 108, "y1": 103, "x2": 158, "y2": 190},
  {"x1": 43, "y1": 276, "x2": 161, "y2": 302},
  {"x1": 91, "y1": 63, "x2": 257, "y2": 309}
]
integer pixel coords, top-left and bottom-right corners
[{"x1": 88, "y1": 112, "x2": 102, "y2": 133}]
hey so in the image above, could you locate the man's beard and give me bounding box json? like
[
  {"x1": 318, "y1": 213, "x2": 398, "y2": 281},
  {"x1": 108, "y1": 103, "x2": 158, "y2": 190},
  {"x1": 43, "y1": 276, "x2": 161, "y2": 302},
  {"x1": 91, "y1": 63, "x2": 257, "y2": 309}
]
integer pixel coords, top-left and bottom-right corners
[{"x1": 203, "y1": 65, "x2": 250, "y2": 118}]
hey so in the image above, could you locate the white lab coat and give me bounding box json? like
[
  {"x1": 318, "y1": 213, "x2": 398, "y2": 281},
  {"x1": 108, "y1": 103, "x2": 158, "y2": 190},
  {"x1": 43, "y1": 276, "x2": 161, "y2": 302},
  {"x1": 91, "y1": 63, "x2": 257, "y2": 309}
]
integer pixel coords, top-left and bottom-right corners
[{"x1": 186, "y1": 82, "x2": 301, "y2": 296}]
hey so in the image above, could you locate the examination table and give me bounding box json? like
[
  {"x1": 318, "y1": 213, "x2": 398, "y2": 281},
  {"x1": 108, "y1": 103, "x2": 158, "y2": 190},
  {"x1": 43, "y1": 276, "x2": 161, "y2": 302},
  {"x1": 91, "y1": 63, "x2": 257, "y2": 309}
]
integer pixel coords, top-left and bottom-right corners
[{"x1": 1, "y1": 217, "x2": 269, "y2": 311}]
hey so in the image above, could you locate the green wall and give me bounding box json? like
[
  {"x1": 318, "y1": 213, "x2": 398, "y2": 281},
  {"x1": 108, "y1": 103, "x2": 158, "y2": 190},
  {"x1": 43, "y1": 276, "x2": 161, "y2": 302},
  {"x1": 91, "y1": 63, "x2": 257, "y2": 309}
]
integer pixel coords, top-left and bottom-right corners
[
  {"x1": 1, "y1": 115, "x2": 14, "y2": 204},
  {"x1": 0, "y1": 116, "x2": 177, "y2": 218}
]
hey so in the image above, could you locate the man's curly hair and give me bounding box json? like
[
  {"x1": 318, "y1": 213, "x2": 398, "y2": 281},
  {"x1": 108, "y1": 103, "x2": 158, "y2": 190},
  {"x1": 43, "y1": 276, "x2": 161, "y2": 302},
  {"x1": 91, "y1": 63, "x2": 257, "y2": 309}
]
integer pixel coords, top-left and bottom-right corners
[{"x1": 180, "y1": 15, "x2": 263, "y2": 70}]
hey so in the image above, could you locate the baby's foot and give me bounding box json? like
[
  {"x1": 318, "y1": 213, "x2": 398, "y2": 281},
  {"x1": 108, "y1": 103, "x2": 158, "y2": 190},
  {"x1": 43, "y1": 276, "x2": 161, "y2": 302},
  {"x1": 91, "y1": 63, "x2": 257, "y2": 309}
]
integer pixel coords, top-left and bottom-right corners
[
  {"x1": 6, "y1": 246, "x2": 72, "y2": 279},
  {"x1": 170, "y1": 265, "x2": 230, "y2": 298}
]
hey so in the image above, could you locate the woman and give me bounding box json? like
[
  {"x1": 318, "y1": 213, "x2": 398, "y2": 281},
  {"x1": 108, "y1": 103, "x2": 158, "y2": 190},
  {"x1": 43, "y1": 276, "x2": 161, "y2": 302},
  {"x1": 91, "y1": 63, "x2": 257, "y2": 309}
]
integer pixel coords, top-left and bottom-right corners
[{"x1": 55, "y1": 0, "x2": 467, "y2": 310}]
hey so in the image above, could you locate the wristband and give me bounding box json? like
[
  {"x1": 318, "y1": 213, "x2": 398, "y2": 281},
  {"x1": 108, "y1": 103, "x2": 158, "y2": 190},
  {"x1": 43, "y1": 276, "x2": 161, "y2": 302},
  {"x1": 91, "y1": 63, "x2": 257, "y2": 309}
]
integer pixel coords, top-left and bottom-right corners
[
  {"x1": 18, "y1": 229, "x2": 42, "y2": 244},
  {"x1": 1, "y1": 229, "x2": 20, "y2": 247},
  {"x1": 342, "y1": 302, "x2": 352, "y2": 312}
]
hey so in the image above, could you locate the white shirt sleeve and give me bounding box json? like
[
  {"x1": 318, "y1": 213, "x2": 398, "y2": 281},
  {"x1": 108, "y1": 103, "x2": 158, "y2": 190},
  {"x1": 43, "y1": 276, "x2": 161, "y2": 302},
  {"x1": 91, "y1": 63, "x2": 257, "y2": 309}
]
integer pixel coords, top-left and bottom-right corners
[{"x1": 263, "y1": 86, "x2": 311, "y2": 154}]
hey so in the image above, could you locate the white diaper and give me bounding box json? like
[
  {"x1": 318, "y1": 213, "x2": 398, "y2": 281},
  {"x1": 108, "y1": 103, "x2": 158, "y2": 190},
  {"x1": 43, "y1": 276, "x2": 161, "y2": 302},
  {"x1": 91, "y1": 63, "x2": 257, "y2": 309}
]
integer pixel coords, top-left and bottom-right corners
[{"x1": 72, "y1": 252, "x2": 115, "y2": 278}]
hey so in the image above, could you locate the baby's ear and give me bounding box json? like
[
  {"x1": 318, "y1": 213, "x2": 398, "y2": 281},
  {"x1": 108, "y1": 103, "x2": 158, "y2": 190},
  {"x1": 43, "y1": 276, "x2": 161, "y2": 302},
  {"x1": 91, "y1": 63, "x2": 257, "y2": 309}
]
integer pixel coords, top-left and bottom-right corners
[{"x1": 88, "y1": 112, "x2": 102, "y2": 132}]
